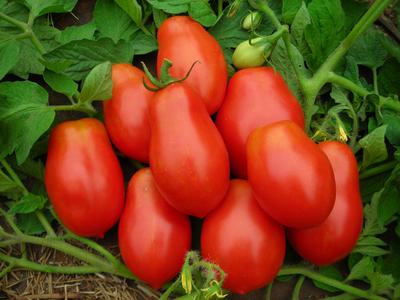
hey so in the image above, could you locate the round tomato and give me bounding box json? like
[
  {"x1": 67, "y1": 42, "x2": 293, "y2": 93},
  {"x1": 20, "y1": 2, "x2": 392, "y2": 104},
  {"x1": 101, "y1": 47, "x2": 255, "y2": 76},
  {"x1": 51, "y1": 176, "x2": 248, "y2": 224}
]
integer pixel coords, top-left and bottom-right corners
[
  {"x1": 149, "y1": 83, "x2": 230, "y2": 218},
  {"x1": 157, "y1": 16, "x2": 227, "y2": 115},
  {"x1": 103, "y1": 64, "x2": 153, "y2": 162},
  {"x1": 247, "y1": 120, "x2": 336, "y2": 228},
  {"x1": 45, "y1": 118, "x2": 124, "y2": 238},
  {"x1": 288, "y1": 141, "x2": 363, "y2": 265},
  {"x1": 201, "y1": 180, "x2": 285, "y2": 294},
  {"x1": 216, "y1": 67, "x2": 304, "y2": 178},
  {"x1": 118, "y1": 168, "x2": 191, "y2": 289}
]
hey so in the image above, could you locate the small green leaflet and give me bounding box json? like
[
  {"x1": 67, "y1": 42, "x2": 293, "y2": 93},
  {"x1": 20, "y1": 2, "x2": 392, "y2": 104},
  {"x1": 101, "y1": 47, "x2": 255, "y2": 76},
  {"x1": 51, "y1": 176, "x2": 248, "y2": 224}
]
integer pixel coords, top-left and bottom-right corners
[
  {"x1": 188, "y1": 1, "x2": 217, "y2": 27},
  {"x1": 43, "y1": 69, "x2": 78, "y2": 98},
  {"x1": 114, "y1": 0, "x2": 142, "y2": 27},
  {"x1": 359, "y1": 125, "x2": 388, "y2": 170},
  {"x1": 95, "y1": 0, "x2": 139, "y2": 43},
  {"x1": 146, "y1": 0, "x2": 191, "y2": 14},
  {"x1": 9, "y1": 193, "x2": 47, "y2": 215},
  {"x1": 79, "y1": 62, "x2": 112, "y2": 103},
  {"x1": 44, "y1": 38, "x2": 134, "y2": 81},
  {"x1": 282, "y1": 0, "x2": 302, "y2": 24},
  {"x1": 57, "y1": 22, "x2": 97, "y2": 44},
  {"x1": 291, "y1": 2, "x2": 311, "y2": 56},
  {"x1": 0, "y1": 168, "x2": 18, "y2": 193},
  {"x1": 346, "y1": 256, "x2": 375, "y2": 281},
  {"x1": 377, "y1": 185, "x2": 400, "y2": 226},
  {"x1": 17, "y1": 210, "x2": 53, "y2": 235},
  {"x1": 22, "y1": 0, "x2": 78, "y2": 18},
  {"x1": 0, "y1": 41, "x2": 20, "y2": 80},
  {"x1": 130, "y1": 30, "x2": 158, "y2": 55},
  {"x1": 0, "y1": 81, "x2": 55, "y2": 164}
]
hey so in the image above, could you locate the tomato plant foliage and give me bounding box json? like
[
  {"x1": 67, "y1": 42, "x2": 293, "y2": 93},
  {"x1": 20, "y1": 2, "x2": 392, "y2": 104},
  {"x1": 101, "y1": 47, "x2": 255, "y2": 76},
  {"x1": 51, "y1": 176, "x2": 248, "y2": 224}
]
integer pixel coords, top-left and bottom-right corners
[{"x1": 0, "y1": 0, "x2": 400, "y2": 299}]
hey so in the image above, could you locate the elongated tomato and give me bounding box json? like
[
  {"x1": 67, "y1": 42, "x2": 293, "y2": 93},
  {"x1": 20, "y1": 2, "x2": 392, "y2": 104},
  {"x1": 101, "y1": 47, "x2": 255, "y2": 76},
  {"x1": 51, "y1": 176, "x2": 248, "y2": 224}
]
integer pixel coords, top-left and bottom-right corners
[
  {"x1": 45, "y1": 118, "x2": 124, "y2": 237},
  {"x1": 119, "y1": 168, "x2": 191, "y2": 289},
  {"x1": 149, "y1": 83, "x2": 230, "y2": 218},
  {"x1": 288, "y1": 141, "x2": 363, "y2": 265},
  {"x1": 157, "y1": 16, "x2": 227, "y2": 114},
  {"x1": 216, "y1": 67, "x2": 304, "y2": 178},
  {"x1": 247, "y1": 120, "x2": 336, "y2": 228},
  {"x1": 201, "y1": 180, "x2": 285, "y2": 294},
  {"x1": 103, "y1": 64, "x2": 153, "y2": 162}
]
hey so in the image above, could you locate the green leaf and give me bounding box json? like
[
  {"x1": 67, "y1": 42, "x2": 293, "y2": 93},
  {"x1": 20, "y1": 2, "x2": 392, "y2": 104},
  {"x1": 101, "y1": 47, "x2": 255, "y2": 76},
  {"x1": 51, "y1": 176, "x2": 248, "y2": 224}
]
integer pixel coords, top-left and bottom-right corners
[
  {"x1": 0, "y1": 81, "x2": 55, "y2": 164},
  {"x1": 282, "y1": 0, "x2": 302, "y2": 24},
  {"x1": 9, "y1": 193, "x2": 47, "y2": 214},
  {"x1": 381, "y1": 35, "x2": 400, "y2": 64},
  {"x1": 342, "y1": 0, "x2": 368, "y2": 33},
  {"x1": 114, "y1": 0, "x2": 142, "y2": 26},
  {"x1": 0, "y1": 169, "x2": 18, "y2": 193},
  {"x1": 346, "y1": 256, "x2": 375, "y2": 281},
  {"x1": 304, "y1": 0, "x2": 345, "y2": 70},
  {"x1": 378, "y1": 58, "x2": 400, "y2": 97},
  {"x1": 79, "y1": 62, "x2": 112, "y2": 103},
  {"x1": 0, "y1": 2, "x2": 28, "y2": 27},
  {"x1": 17, "y1": 210, "x2": 53, "y2": 235},
  {"x1": 362, "y1": 191, "x2": 387, "y2": 237},
  {"x1": 23, "y1": 0, "x2": 78, "y2": 17},
  {"x1": 44, "y1": 38, "x2": 134, "y2": 81},
  {"x1": 359, "y1": 125, "x2": 388, "y2": 170},
  {"x1": 291, "y1": 2, "x2": 311, "y2": 56},
  {"x1": 361, "y1": 172, "x2": 391, "y2": 203},
  {"x1": 43, "y1": 69, "x2": 78, "y2": 98},
  {"x1": 347, "y1": 29, "x2": 388, "y2": 69},
  {"x1": 188, "y1": 1, "x2": 218, "y2": 27},
  {"x1": 146, "y1": 0, "x2": 191, "y2": 14},
  {"x1": 377, "y1": 185, "x2": 400, "y2": 226},
  {"x1": 57, "y1": 22, "x2": 97, "y2": 44},
  {"x1": 94, "y1": 0, "x2": 139, "y2": 43},
  {"x1": 313, "y1": 266, "x2": 343, "y2": 292},
  {"x1": 369, "y1": 272, "x2": 394, "y2": 294},
  {"x1": 153, "y1": 7, "x2": 168, "y2": 28},
  {"x1": 357, "y1": 236, "x2": 386, "y2": 247},
  {"x1": 0, "y1": 41, "x2": 20, "y2": 80},
  {"x1": 12, "y1": 157, "x2": 45, "y2": 182},
  {"x1": 353, "y1": 245, "x2": 389, "y2": 257},
  {"x1": 130, "y1": 30, "x2": 158, "y2": 55}
]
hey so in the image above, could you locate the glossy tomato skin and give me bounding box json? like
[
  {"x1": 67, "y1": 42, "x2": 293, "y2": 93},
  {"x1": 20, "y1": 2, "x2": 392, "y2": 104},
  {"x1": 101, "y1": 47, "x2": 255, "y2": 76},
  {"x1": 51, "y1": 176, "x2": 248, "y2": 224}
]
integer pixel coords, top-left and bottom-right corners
[
  {"x1": 247, "y1": 120, "x2": 336, "y2": 228},
  {"x1": 201, "y1": 180, "x2": 285, "y2": 294},
  {"x1": 118, "y1": 168, "x2": 191, "y2": 289},
  {"x1": 103, "y1": 64, "x2": 153, "y2": 162},
  {"x1": 45, "y1": 118, "x2": 124, "y2": 238},
  {"x1": 157, "y1": 16, "x2": 227, "y2": 115},
  {"x1": 149, "y1": 83, "x2": 230, "y2": 218},
  {"x1": 216, "y1": 67, "x2": 304, "y2": 178},
  {"x1": 288, "y1": 141, "x2": 363, "y2": 265}
]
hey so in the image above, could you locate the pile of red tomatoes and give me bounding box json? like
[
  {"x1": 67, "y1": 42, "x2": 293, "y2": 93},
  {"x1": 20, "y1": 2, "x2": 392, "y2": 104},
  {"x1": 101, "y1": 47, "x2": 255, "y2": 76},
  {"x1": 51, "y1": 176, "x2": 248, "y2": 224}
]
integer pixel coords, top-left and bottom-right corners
[{"x1": 44, "y1": 16, "x2": 363, "y2": 295}]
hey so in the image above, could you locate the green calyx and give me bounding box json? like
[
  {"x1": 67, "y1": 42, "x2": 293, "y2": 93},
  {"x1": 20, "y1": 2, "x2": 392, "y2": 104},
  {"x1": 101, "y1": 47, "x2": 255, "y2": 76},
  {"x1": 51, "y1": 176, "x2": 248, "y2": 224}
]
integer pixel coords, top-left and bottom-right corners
[{"x1": 141, "y1": 59, "x2": 199, "y2": 92}]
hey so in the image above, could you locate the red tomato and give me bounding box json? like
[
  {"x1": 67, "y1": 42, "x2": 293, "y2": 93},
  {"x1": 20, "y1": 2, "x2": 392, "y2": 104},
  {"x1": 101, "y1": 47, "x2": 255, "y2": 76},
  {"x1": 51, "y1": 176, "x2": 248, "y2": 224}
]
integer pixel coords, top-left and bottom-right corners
[
  {"x1": 149, "y1": 83, "x2": 230, "y2": 218},
  {"x1": 157, "y1": 16, "x2": 227, "y2": 115},
  {"x1": 103, "y1": 64, "x2": 153, "y2": 162},
  {"x1": 216, "y1": 67, "x2": 304, "y2": 178},
  {"x1": 288, "y1": 141, "x2": 363, "y2": 265},
  {"x1": 118, "y1": 168, "x2": 191, "y2": 289},
  {"x1": 201, "y1": 180, "x2": 285, "y2": 294},
  {"x1": 45, "y1": 118, "x2": 124, "y2": 237},
  {"x1": 247, "y1": 120, "x2": 336, "y2": 228}
]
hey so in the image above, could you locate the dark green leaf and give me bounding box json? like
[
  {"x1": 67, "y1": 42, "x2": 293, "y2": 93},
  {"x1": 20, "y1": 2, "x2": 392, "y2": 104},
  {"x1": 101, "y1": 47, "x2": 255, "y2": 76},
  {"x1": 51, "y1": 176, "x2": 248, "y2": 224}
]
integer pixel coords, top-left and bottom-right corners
[
  {"x1": 313, "y1": 266, "x2": 343, "y2": 292},
  {"x1": 0, "y1": 81, "x2": 55, "y2": 164},
  {"x1": 94, "y1": 0, "x2": 139, "y2": 43},
  {"x1": 291, "y1": 2, "x2": 311, "y2": 56},
  {"x1": 369, "y1": 272, "x2": 394, "y2": 294},
  {"x1": 188, "y1": 1, "x2": 217, "y2": 27},
  {"x1": 0, "y1": 2, "x2": 28, "y2": 27},
  {"x1": 130, "y1": 30, "x2": 158, "y2": 55},
  {"x1": 381, "y1": 35, "x2": 400, "y2": 64},
  {"x1": 57, "y1": 22, "x2": 97, "y2": 44},
  {"x1": 361, "y1": 172, "x2": 391, "y2": 203},
  {"x1": 16, "y1": 210, "x2": 53, "y2": 235},
  {"x1": 0, "y1": 41, "x2": 20, "y2": 80},
  {"x1": 153, "y1": 7, "x2": 168, "y2": 28},
  {"x1": 12, "y1": 157, "x2": 45, "y2": 182},
  {"x1": 0, "y1": 169, "x2": 18, "y2": 193},
  {"x1": 23, "y1": 0, "x2": 78, "y2": 17},
  {"x1": 346, "y1": 256, "x2": 375, "y2": 281},
  {"x1": 114, "y1": 0, "x2": 142, "y2": 26},
  {"x1": 357, "y1": 236, "x2": 387, "y2": 247},
  {"x1": 379, "y1": 238, "x2": 400, "y2": 283},
  {"x1": 347, "y1": 29, "x2": 388, "y2": 69},
  {"x1": 353, "y1": 245, "x2": 389, "y2": 257},
  {"x1": 378, "y1": 58, "x2": 400, "y2": 97},
  {"x1": 342, "y1": 0, "x2": 367, "y2": 33},
  {"x1": 146, "y1": 0, "x2": 191, "y2": 14},
  {"x1": 377, "y1": 185, "x2": 400, "y2": 226},
  {"x1": 282, "y1": 0, "x2": 302, "y2": 24},
  {"x1": 43, "y1": 69, "x2": 78, "y2": 98},
  {"x1": 304, "y1": 0, "x2": 345, "y2": 70},
  {"x1": 9, "y1": 194, "x2": 47, "y2": 214},
  {"x1": 362, "y1": 192, "x2": 387, "y2": 236},
  {"x1": 79, "y1": 62, "x2": 112, "y2": 103},
  {"x1": 359, "y1": 125, "x2": 388, "y2": 170},
  {"x1": 44, "y1": 38, "x2": 133, "y2": 81}
]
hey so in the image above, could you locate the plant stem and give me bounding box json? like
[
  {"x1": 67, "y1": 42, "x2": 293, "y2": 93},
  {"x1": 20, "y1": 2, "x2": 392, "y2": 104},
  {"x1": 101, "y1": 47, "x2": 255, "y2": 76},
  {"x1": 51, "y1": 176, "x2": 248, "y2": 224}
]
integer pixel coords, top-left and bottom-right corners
[
  {"x1": 291, "y1": 276, "x2": 305, "y2": 300},
  {"x1": 327, "y1": 73, "x2": 369, "y2": 97},
  {"x1": 0, "y1": 253, "x2": 100, "y2": 274},
  {"x1": 218, "y1": 0, "x2": 223, "y2": 16},
  {"x1": 0, "y1": 158, "x2": 28, "y2": 194},
  {"x1": 0, "y1": 12, "x2": 28, "y2": 31},
  {"x1": 51, "y1": 102, "x2": 96, "y2": 115},
  {"x1": 35, "y1": 211, "x2": 56, "y2": 237},
  {"x1": 265, "y1": 283, "x2": 272, "y2": 300},
  {"x1": 0, "y1": 263, "x2": 14, "y2": 279},
  {"x1": 359, "y1": 160, "x2": 398, "y2": 179},
  {"x1": 322, "y1": 294, "x2": 357, "y2": 300},
  {"x1": 372, "y1": 67, "x2": 379, "y2": 94},
  {"x1": 278, "y1": 266, "x2": 387, "y2": 300},
  {"x1": 29, "y1": 30, "x2": 46, "y2": 55},
  {"x1": 381, "y1": 97, "x2": 400, "y2": 112}
]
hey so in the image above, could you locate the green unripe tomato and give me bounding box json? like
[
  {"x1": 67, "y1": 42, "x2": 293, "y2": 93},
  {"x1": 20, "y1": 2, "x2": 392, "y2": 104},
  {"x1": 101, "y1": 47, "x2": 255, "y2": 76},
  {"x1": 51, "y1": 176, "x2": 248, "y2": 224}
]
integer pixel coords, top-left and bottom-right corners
[
  {"x1": 242, "y1": 12, "x2": 262, "y2": 30},
  {"x1": 232, "y1": 37, "x2": 269, "y2": 69}
]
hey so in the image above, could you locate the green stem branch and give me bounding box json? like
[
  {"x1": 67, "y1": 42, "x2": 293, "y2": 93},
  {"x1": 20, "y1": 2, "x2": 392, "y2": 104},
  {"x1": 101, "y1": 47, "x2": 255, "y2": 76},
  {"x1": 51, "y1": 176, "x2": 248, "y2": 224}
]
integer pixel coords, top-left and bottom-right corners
[
  {"x1": 35, "y1": 211, "x2": 56, "y2": 237},
  {"x1": 359, "y1": 160, "x2": 398, "y2": 179},
  {"x1": 291, "y1": 276, "x2": 305, "y2": 300},
  {"x1": 327, "y1": 73, "x2": 369, "y2": 97},
  {"x1": 51, "y1": 102, "x2": 96, "y2": 115},
  {"x1": 0, "y1": 12, "x2": 28, "y2": 31},
  {"x1": 0, "y1": 263, "x2": 15, "y2": 279},
  {"x1": 278, "y1": 266, "x2": 386, "y2": 300}
]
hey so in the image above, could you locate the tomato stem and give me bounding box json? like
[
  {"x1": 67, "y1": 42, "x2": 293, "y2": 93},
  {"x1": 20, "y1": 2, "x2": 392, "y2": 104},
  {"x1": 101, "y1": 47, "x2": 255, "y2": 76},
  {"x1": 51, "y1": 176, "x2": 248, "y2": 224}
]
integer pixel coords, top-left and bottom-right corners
[
  {"x1": 278, "y1": 266, "x2": 387, "y2": 300},
  {"x1": 359, "y1": 160, "x2": 398, "y2": 179},
  {"x1": 291, "y1": 276, "x2": 305, "y2": 300}
]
